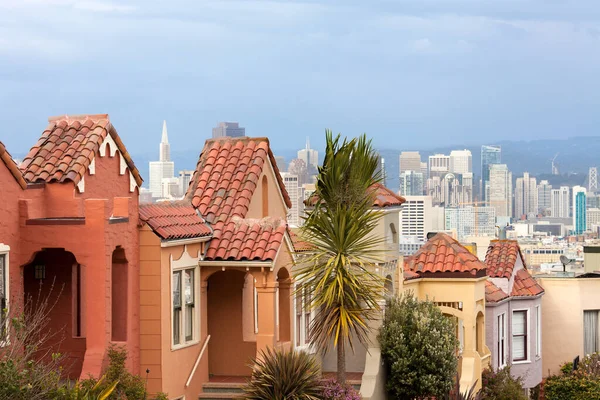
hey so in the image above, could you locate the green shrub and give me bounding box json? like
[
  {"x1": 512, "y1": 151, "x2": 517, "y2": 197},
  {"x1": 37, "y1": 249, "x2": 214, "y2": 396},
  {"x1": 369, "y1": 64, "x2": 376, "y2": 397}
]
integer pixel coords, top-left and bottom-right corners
[
  {"x1": 480, "y1": 367, "x2": 527, "y2": 400},
  {"x1": 544, "y1": 353, "x2": 600, "y2": 400},
  {"x1": 244, "y1": 347, "x2": 323, "y2": 400},
  {"x1": 379, "y1": 293, "x2": 459, "y2": 400}
]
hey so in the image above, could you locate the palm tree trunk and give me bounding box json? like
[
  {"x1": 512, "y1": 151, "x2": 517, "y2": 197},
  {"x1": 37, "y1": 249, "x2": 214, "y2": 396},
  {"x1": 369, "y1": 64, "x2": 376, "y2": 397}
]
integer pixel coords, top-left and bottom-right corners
[{"x1": 337, "y1": 339, "x2": 346, "y2": 384}]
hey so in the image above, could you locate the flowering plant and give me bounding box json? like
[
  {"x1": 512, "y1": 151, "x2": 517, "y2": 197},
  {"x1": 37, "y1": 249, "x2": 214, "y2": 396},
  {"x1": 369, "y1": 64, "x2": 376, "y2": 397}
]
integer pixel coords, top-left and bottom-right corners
[{"x1": 321, "y1": 379, "x2": 361, "y2": 400}]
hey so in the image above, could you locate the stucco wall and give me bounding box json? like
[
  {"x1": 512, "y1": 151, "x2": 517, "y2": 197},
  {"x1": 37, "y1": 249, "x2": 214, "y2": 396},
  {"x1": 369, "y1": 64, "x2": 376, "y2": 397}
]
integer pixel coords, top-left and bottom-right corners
[
  {"x1": 246, "y1": 162, "x2": 289, "y2": 220},
  {"x1": 538, "y1": 277, "x2": 600, "y2": 376}
]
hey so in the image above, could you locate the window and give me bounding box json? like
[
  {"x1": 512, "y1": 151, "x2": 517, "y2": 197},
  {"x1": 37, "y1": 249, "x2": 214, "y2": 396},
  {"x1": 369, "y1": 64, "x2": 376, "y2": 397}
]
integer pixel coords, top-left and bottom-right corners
[
  {"x1": 0, "y1": 246, "x2": 9, "y2": 344},
  {"x1": 295, "y1": 285, "x2": 313, "y2": 348},
  {"x1": 512, "y1": 310, "x2": 528, "y2": 362},
  {"x1": 535, "y1": 306, "x2": 541, "y2": 358},
  {"x1": 584, "y1": 310, "x2": 599, "y2": 355},
  {"x1": 498, "y1": 313, "x2": 506, "y2": 368},
  {"x1": 172, "y1": 267, "x2": 197, "y2": 347}
]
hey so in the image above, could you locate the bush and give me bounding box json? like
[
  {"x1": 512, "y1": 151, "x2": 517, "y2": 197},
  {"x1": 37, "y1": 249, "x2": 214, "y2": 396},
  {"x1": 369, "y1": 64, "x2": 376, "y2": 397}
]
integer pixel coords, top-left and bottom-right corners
[
  {"x1": 379, "y1": 293, "x2": 459, "y2": 399},
  {"x1": 244, "y1": 347, "x2": 322, "y2": 400},
  {"x1": 480, "y1": 367, "x2": 527, "y2": 400},
  {"x1": 321, "y1": 379, "x2": 361, "y2": 400},
  {"x1": 544, "y1": 353, "x2": 600, "y2": 400}
]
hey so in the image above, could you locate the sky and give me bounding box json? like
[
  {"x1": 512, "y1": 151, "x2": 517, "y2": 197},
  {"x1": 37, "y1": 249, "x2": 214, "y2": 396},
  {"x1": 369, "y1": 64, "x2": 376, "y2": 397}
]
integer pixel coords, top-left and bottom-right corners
[{"x1": 2, "y1": 0, "x2": 600, "y2": 158}]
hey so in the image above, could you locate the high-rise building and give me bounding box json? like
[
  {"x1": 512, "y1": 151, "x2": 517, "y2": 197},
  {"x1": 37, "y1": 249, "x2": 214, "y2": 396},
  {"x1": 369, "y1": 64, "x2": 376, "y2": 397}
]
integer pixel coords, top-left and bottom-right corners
[
  {"x1": 445, "y1": 206, "x2": 496, "y2": 240},
  {"x1": 281, "y1": 172, "x2": 303, "y2": 227},
  {"x1": 420, "y1": 162, "x2": 428, "y2": 179},
  {"x1": 587, "y1": 208, "x2": 600, "y2": 231},
  {"x1": 589, "y1": 167, "x2": 598, "y2": 193},
  {"x1": 428, "y1": 154, "x2": 450, "y2": 179},
  {"x1": 149, "y1": 121, "x2": 175, "y2": 198},
  {"x1": 449, "y1": 149, "x2": 472, "y2": 175},
  {"x1": 178, "y1": 170, "x2": 195, "y2": 196},
  {"x1": 274, "y1": 156, "x2": 287, "y2": 173},
  {"x1": 212, "y1": 122, "x2": 246, "y2": 138},
  {"x1": 573, "y1": 186, "x2": 587, "y2": 234},
  {"x1": 514, "y1": 172, "x2": 538, "y2": 219},
  {"x1": 399, "y1": 171, "x2": 424, "y2": 196},
  {"x1": 537, "y1": 180, "x2": 552, "y2": 215},
  {"x1": 551, "y1": 186, "x2": 570, "y2": 218},
  {"x1": 297, "y1": 137, "x2": 318, "y2": 171},
  {"x1": 399, "y1": 195, "x2": 433, "y2": 255},
  {"x1": 481, "y1": 145, "x2": 501, "y2": 201},
  {"x1": 399, "y1": 152, "x2": 422, "y2": 174},
  {"x1": 487, "y1": 164, "x2": 512, "y2": 218}
]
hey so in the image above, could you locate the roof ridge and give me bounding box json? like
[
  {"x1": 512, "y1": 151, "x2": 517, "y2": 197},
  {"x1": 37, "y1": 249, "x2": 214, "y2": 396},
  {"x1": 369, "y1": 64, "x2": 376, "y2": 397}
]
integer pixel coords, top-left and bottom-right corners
[{"x1": 0, "y1": 141, "x2": 27, "y2": 189}]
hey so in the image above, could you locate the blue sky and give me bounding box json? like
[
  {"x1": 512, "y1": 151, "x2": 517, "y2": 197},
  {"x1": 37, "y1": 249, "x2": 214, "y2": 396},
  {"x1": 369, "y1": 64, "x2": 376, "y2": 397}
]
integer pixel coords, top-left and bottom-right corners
[{"x1": 2, "y1": 0, "x2": 600, "y2": 157}]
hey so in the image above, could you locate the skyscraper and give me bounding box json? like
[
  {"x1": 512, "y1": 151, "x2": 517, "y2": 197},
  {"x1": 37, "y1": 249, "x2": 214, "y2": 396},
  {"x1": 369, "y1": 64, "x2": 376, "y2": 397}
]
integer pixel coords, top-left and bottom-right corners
[
  {"x1": 399, "y1": 151, "x2": 422, "y2": 174},
  {"x1": 514, "y1": 172, "x2": 538, "y2": 219},
  {"x1": 399, "y1": 195, "x2": 433, "y2": 255},
  {"x1": 481, "y1": 145, "x2": 501, "y2": 201},
  {"x1": 297, "y1": 138, "x2": 318, "y2": 171},
  {"x1": 537, "y1": 180, "x2": 552, "y2": 215},
  {"x1": 487, "y1": 164, "x2": 512, "y2": 218},
  {"x1": 449, "y1": 149, "x2": 472, "y2": 175},
  {"x1": 589, "y1": 167, "x2": 598, "y2": 193},
  {"x1": 281, "y1": 172, "x2": 303, "y2": 227},
  {"x1": 149, "y1": 121, "x2": 175, "y2": 198},
  {"x1": 551, "y1": 186, "x2": 570, "y2": 218},
  {"x1": 399, "y1": 171, "x2": 424, "y2": 196},
  {"x1": 212, "y1": 122, "x2": 246, "y2": 138},
  {"x1": 573, "y1": 186, "x2": 587, "y2": 234},
  {"x1": 428, "y1": 154, "x2": 450, "y2": 179},
  {"x1": 445, "y1": 206, "x2": 496, "y2": 239}
]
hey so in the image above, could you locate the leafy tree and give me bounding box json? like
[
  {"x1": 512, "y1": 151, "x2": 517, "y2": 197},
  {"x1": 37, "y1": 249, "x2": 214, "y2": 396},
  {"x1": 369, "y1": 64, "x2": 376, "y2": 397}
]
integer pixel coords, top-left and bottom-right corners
[
  {"x1": 544, "y1": 353, "x2": 600, "y2": 400},
  {"x1": 480, "y1": 367, "x2": 527, "y2": 400},
  {"x1": 379, "y1": 293, "x2": 459, "y2": 399},
  {"x1": 295, "y1": 130, "x2": 384, "y2": 384}
]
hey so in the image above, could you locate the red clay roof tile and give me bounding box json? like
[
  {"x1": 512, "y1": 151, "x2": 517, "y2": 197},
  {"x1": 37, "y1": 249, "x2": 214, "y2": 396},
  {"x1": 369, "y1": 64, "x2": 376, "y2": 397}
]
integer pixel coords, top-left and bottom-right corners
[
  {"x1": 139, "y1": 201, "x2": 212, "y2": 241},
  {"x1": 0, "y1": 141, "x2": 27, "y2": 189},
  {"x1": 20, "y1": 114, "x2": 142, "y2": 187},
  {"x1": 306, "y1": 183, "x2": 406, "y2": 208},
  {"x1": 485, "y1": 280, "x2": 509, "y2": 303},
  {"x1": 511, "y1": 269, "x2": 545, "y2": 297},
  {"x1": 407, "y1": 233, "x2": 487, "y2": 276},
  {"x1": 485, "y1": 240, "x2": 526, "y2": 278}
]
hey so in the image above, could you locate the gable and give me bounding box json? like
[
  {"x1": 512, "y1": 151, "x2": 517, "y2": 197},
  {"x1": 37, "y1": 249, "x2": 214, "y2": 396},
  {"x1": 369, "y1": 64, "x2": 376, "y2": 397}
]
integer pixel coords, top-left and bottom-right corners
[
  {"x1": 0, "y1": 141, "x2": 26, "y2": 190},
  {"x1": 246, "y1": 156, "x2": 289, "y2": 220}
]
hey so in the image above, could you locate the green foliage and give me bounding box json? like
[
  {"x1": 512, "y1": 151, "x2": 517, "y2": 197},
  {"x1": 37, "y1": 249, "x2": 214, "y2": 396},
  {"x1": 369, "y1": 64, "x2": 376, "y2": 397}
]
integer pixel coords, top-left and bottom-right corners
[
  {"x1": 480, "y1": 367, "x2": 527, "y2": 400},
  {"x1": 544, "y1": 353, "x2": 600, "y2": 400},
  {"x1": 244, "y1": 347, "x2": 323, "y2": 400},
  {"x1": 445, "y1": 380, "x2": 482, "y2": 400},
  {"x1": 379, "y1": 293, "x2": 459, "y2": 400},
  {"x1": 55, "y1": 375, "x2": 119, "y2": 400},
  {"x1": 295, "y1": 131, "x2": 384, "y2": 383}
]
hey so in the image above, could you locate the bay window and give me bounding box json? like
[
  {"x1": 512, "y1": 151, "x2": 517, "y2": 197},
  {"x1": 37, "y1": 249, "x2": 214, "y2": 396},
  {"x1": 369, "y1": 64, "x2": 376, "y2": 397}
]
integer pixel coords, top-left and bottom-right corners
[
  {"x1": 497, "y1": 313, "x2": 506, "y2": 369},
  {"x1": 512, "y1": 310, "x2": 528, "y2": 362}
]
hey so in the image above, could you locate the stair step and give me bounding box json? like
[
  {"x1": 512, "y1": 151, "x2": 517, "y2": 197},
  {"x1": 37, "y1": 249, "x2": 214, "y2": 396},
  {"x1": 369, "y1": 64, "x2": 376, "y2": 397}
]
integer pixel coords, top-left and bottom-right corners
[
  {"x1": 202, "y1": 382, "x2": 245, "y2": 393},
  {"x1": 198, "y1": 393, "x2": 243, "y2": 400}
]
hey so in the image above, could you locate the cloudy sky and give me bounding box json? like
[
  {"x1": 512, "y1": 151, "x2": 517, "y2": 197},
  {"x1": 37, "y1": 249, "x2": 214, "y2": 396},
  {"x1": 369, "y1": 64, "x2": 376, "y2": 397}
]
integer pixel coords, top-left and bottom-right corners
[{"x1": 2, "y1": 0, "x2": 600, "y2": 157}]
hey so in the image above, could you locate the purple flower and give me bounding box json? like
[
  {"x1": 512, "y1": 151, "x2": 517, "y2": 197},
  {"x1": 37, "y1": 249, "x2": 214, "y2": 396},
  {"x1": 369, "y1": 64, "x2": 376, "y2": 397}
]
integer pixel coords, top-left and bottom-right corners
[{"x1": 321, "y1": 379, "x2": 362, "y2": 400}]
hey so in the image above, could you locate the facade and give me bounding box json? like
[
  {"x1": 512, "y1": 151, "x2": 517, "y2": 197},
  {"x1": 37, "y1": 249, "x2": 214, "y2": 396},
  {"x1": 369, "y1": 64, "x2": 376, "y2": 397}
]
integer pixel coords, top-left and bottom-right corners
[
  {"x1": 399, "y1": 170, "x2": 424, "y2": 196},
  {"x1": 573, "y1": 186, "x2": 587, "y2": 234},
  {"x1": 449, "y1": 149, "x2": 472, "y2": 175},
  {"x1": 211, "y1": 122, "x2": 246, "y2": 138},
  {"x1": 514, "y1": 172, "x2": 538, "y2": 219},
  {"x1": 487, "y1": 164, "x2": 512, "y2": 218},
  {"x1": 178, "y1": 169, "x2": 194, "y2": 196},
  {"x1": 0, "y1": 114, "x2": 143, "y2": 380},
  {"x1": 445, "y1": 206, "x2": 496, "y2": 240},
  {"x1": 428, "y1": 154, "x2": 450, "y2": 178},
  {"x1": 149, "y1": 121, "x2": 175, "y2": 198},
  {"x1": 484, "y1": 241, "x2": 544, "y2": 391},
  {"x1": 281, "y1": 172, "x2": 304, "y2": 227},
  {"x1": 537, "y1": 180, "x2": 552, "y2": 215},
  {"x1": 402, "y1": 233, "x2": 491, "y2": 392},
  {"x1": 587, "y1": 208, "x2": 600, "y2": 231},
  {"x1": 399, "y1": 195, "x2": 433, "y2": 254},
  {"x1": 481, "y1": 145, "x2": 501, "y2": 201},
  {"x1": 399, "y1": 151, "x2": 422, "y2": 174},
  {"x1": 297, "y1": 137, "x2": 319, "y2": 171},
  {"x1": 550, "y1": 186, "x2": 570, "y2": 218}
]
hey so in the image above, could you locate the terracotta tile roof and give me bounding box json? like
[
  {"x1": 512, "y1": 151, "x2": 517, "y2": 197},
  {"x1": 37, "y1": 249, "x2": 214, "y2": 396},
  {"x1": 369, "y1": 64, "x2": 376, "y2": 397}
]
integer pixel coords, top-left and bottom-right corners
[
  {"x1": 485, "y1": 280, "x2": 509, "y2": 303},
  {"x1": 205, "y1": 217, "x2": 287, "y2": 261},
  {"x1": 485, "y1": 240, "x2": 526, "y2": 278},
  {"x1": 289, "y1": 230, "x2": 313, "y2": 252},
  {"x1": 511, "y1": 269, "x2": 545, "y2": 297},
  {"x1": 305, "y1": 183, "x2": 406, "y2": 208},
  {"x1": 0, "y1": 141, "x2": 27, "y2": 189},
  {"x1": 20, "y1": 114, "x2": 142, "y2": 186},
  {"x1": 139, "y1": 201, "x2": 212, "y2": 241},
  {"x1": 403, "y1": 267, "x2": 421, "y2": 280},
  {"x1": 186, "y1": 137, "x2": 292, "y2": 224},
  {"x1": 407, "y1": 233, "x2": 487, "y2": 276}
]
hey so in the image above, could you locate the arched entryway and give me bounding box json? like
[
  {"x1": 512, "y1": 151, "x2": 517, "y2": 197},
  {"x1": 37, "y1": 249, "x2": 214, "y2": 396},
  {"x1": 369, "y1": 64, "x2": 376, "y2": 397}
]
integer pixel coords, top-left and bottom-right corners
[
  {"x1": 207, "y1": 270, "x2": 256, "y2": 377},
  {"x1": 22, "y1": 248, "x2": 86, "y2": 379},
  {"x1": 277, "y1": 268, "x2": 291, "y2": 344},
  {"x1": 111, "y1": 247, "x2": 128, "y2": 342}
]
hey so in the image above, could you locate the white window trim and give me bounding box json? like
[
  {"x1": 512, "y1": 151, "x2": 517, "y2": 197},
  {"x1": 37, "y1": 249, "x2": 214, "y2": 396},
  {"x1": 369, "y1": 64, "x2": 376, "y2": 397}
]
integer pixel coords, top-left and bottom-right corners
[
  {"x1": 498, "y1": 312, "x2": 507, "y2": 369},
  {"x1": 0, "y1": 244, "x2": 10, "y2": 347},
  {"x1": 293, "y1": 282, "x2": 317, "y2": 354},
  {"x1": 511, "y1": 308, "x2": 531, "y2": 365},
  {"x1": 535, "y1": 305, "x2": 541, "y2": 359},
  {"x1": 171, "y1": 246, "x2": 200, "y2": 351}
]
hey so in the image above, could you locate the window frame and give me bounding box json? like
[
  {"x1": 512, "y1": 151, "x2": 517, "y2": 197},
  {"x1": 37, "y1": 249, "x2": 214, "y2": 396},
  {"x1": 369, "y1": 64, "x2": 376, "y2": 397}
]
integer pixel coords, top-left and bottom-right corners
[
  {"x1": 512, "y1": 309, "x2": 529, "y2": 363},
  {"x1": 0, "y1": 244, "x2": 10, "y2": 347},
  {"x1": 294, "y1": 283, "x2": 315, "y2": 353},
  {"x1": 535, "y1": 305, "x2": 541, "y2": 359},
  {"x1": 171, "y1": 250, "x2": 200, "y2": 351},
  {"x1": 497, "y1": 313, "x2": 506, "y2": 369},
  {"x1": 583, "y1": 309, "x2": 599, "y2": 355}
]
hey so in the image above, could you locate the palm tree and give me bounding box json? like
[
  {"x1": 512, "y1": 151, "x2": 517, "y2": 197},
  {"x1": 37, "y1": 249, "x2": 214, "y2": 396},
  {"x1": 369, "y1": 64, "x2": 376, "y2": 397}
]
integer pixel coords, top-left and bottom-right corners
[{"x1": 294, "y1": 130, "x2": 384, "y2": 384}]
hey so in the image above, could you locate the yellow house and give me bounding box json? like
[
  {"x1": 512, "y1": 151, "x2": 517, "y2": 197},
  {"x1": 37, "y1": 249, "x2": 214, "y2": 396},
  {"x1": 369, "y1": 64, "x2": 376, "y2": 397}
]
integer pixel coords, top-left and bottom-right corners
[{"x1": 401, "y1": 233, "x2": 491, "y2": 392}]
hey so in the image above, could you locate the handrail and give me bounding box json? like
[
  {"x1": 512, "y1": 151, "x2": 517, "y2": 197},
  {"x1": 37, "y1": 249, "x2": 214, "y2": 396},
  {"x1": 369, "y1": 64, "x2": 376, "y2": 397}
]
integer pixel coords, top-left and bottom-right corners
[{"x1": 185, "y1": 334, "x2": 211, "y2": 388}]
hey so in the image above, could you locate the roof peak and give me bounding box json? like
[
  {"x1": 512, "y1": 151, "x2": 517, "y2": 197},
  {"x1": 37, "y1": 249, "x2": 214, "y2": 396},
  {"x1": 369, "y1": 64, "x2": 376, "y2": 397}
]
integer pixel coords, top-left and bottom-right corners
[{"x1": 48, "y1": 114, "x2": 109, "y2": 123}]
